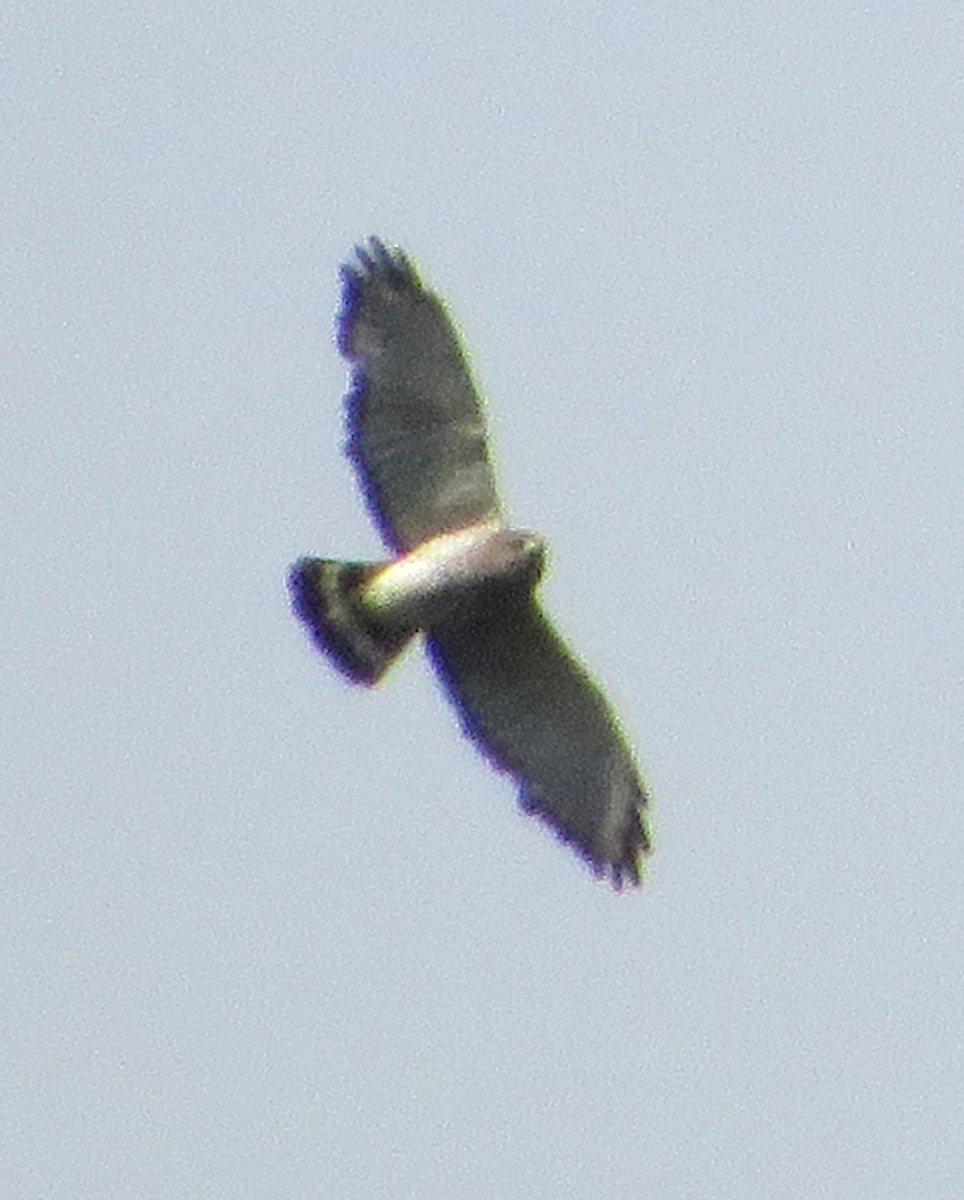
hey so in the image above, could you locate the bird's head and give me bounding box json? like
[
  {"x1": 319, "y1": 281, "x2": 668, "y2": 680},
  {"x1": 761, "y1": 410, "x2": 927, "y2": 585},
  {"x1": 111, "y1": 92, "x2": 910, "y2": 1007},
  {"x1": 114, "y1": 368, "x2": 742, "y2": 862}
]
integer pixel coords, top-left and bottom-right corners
[{"x1": 483, "y1": 529, "x2": 547, "y2": 589}]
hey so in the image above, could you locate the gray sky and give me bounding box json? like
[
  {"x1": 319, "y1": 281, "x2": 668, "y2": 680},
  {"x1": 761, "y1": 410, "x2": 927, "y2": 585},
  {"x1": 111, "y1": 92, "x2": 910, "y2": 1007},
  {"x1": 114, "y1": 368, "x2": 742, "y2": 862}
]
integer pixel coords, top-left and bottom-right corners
[{"x1": 4, "y1": 3, "x2": 963, "y2": 1197}]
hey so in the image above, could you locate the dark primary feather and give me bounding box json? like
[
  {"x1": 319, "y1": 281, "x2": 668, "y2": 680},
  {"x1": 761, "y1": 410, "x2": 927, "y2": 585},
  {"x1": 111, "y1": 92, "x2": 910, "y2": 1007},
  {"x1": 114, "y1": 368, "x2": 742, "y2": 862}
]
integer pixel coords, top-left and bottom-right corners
[
  {"x1": 428, "y1": 599, "x2": 650, "y2": 887},
  {"x1": 339, "y1": 239, "x2": 502, "y2": 553}
]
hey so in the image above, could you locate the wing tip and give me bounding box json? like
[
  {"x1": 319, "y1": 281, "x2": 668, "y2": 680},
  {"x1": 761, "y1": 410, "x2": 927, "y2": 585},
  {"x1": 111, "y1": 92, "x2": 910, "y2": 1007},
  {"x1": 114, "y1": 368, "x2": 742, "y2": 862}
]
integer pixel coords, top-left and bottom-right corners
[
  {"x1": 337, "y1": 237, "x2": 422, "y2": 360},
  {"x1": 338, "y1": 237, "x2": 422, "y2": 349},
  {"x1": 519, "y1": 773, "x2": 651, "y2": 890},
  {"x1": 534, "y1": 804, "x2": 651, "y2": 891}
]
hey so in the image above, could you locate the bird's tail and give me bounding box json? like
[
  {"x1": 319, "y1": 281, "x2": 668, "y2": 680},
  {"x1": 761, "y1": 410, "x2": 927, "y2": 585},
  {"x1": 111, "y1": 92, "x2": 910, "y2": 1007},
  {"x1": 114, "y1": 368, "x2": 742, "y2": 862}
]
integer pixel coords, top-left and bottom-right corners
[{"x1": 288, "y1": 558, "x2": 414, "y2": 686}]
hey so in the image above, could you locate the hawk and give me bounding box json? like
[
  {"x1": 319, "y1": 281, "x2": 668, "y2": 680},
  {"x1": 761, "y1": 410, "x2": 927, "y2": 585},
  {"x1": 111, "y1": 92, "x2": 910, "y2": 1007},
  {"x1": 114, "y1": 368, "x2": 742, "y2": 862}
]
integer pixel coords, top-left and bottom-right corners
[{"x1": 289, "y1": 239, "x2": 651, "y2": 887}]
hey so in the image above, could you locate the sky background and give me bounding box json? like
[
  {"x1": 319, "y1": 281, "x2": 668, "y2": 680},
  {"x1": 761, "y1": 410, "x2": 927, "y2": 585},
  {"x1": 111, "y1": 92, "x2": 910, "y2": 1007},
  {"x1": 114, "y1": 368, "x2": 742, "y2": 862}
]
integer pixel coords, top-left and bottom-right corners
[{"x1": 3, "y1": 3, "x2": 963, "y2": 1197}]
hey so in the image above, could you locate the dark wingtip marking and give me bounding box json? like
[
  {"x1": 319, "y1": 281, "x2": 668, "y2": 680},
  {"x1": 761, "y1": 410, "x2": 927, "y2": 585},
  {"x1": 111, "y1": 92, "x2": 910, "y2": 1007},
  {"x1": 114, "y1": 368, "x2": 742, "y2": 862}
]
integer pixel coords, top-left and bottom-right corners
[
  {"x1": 520, "y1": 790, "x2": 650, "y2": 891},
  {"x1": 337, "y1": 237, "x2": 424, "y2": 356}
]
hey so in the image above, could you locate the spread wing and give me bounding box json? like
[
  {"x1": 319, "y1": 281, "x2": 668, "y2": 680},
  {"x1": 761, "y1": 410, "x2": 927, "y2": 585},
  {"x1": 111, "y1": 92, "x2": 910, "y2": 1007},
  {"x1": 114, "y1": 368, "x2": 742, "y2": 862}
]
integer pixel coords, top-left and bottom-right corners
[
  {"x1": 427, "y1": 601, "x2": 650, "y2": 887},
  {"x1": 339, "y1": 239, "x2": 502, "y2": 553}
]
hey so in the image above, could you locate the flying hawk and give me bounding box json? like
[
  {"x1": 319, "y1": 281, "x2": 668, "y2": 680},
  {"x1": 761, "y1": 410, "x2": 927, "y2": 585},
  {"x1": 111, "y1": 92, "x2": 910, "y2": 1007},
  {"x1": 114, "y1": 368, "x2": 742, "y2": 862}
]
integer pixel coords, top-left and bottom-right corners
[{"x1": 289, "y1": 239, "x2": 651, "y2": 887}]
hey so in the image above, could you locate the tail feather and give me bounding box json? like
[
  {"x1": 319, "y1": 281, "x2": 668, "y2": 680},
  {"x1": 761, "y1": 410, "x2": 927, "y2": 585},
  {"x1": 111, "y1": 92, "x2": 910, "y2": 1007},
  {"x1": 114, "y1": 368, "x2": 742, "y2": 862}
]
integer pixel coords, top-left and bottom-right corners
[{"x1": 289, "y1": 558, "x2": 413, "y2": 685}]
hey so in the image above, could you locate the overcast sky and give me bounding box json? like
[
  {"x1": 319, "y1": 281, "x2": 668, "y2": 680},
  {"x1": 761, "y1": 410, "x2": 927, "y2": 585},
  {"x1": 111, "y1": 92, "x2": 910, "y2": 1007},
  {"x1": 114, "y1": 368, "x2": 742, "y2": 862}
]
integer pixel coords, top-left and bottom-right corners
[{"x1": 4, "y1": 3, "x2": 963, "y2": 1197}]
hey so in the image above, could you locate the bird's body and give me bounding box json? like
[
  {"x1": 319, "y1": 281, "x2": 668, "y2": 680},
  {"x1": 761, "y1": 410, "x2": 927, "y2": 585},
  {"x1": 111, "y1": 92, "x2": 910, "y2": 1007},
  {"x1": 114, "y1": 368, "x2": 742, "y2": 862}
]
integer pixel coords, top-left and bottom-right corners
[
  {"x1": 363, "y1": 523, "x2": 546, "y2": 631},
  {"x1": 290, "y1": 239, "x2": 650, "y2": 887}
]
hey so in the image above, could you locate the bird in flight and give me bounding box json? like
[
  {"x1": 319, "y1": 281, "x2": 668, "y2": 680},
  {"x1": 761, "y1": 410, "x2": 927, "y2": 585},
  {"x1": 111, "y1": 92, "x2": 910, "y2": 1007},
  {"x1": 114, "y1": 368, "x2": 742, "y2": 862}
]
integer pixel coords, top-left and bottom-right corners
[{"x1": 289, "y1": 239, "x2": 651, "y2": 887}]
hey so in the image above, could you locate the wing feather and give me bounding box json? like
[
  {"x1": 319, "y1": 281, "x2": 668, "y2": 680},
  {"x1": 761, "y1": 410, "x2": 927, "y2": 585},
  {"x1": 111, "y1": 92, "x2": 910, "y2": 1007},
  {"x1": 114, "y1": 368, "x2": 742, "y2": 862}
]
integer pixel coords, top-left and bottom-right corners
[
  {"x1": 339, "y1": 239, "x2": 501, "y2": 553},
  {"x1": 427, "y1": 601, "x2": 650, "y2": 887}
]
